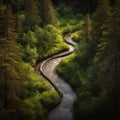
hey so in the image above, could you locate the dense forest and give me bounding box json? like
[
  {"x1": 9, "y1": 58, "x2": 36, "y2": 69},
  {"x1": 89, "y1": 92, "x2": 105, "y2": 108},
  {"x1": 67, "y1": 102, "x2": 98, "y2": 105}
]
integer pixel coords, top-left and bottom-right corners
[{"x1": 0, "y1": 0, "x2": 120, "y2": 120}]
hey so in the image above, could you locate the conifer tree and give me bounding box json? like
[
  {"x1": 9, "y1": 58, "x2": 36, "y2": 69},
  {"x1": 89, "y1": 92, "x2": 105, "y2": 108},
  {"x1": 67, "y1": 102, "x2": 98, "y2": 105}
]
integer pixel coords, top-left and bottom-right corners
[
  {"x1": 100, "y1": 0, "x2": 120, "y2": 100},
  {"x1": 92, "y1": 0, "x2": 111, "y2": 43},
  {"x1": 92, "y1": 1, "x2": 120, "y2": 118},
  {"x1": 41, "y1": 0, "x2": 57, "y2": 25},
  {"x1": 25, "y1": 0, "x2": 40, "y2": 29},
  {"x1": 89, "y1": 0, "x2": 112, "y2": 67},
  {"x1": 0, "y1": 4, "x2": 24, "y2": 110}
]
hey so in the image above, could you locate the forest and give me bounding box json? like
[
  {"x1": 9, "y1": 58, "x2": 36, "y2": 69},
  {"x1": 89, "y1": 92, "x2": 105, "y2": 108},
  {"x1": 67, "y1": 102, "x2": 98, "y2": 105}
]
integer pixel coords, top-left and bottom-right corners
[{"x1": 0, "y1": 0, "x2": 120, "y2": 120}]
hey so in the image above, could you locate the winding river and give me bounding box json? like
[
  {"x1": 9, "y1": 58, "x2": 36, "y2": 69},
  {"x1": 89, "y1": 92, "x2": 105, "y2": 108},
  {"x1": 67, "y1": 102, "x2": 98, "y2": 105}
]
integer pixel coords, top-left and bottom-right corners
[{"x1": 36, "y1": 34, "x2": 76, "y2": 120}]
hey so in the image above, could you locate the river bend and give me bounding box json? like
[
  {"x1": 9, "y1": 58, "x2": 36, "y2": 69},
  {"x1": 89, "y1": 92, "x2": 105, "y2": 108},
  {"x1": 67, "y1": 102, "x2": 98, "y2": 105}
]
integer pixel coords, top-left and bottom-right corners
[{"x1": 37, "y1": 34, "x2": 76, "y2": 120}]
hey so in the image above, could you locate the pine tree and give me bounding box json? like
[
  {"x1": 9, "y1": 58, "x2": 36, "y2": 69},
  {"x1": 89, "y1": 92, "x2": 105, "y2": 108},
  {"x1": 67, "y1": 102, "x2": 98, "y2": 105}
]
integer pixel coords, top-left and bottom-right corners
[
  {"x1": 100, "y1": 0, "x2": 120, "y2": 101},
  {"x1": 86, "y1": 0, "x2": 112, "y2": 64},
  {"x1": 92, "y1": 0, "x2": 111, "y2": 42},
  {"x1": 92, "y1": 1, "x2": 120, "y2": 119},
  {"x1": 25, "y1": 0, "x2": 40, "y2": 29},
  {"x1": 41, "y1": 0, "x2": 57, "y2": 25},
  {"x1": 0, "y1": 4, "x2": 24, "y2": 110}
]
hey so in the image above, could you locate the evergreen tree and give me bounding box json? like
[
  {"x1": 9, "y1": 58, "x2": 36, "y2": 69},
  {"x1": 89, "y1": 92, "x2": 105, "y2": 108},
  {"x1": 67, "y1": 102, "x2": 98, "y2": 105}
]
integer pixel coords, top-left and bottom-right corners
[
  {"x1": 92, "y1": 0, "x2": 111, "y2": 43},
  {"x1": 0, "y1": 4, "x2": 24, "y2": 110},
  {"x1": 85, "y1": 0, "x2": 112, "y2": 64},
  {"x1": 91, "y1": 0, "x2": 111, "y2": 61},
  {"x1": 99, "y1": 0, "x2": 120, "y2": 104},
  {"x1": 22, "y1": 30, "x2": 38, "y2": 65},
  {"x1": 41, "y1": 0, "x2": 57, "y2": 25},
  {"x1": 25, "y1": 0, "x2": 40, "y2": 29},
  {"x1": 91, "y1": 0, "x2": 120, "y2": 118}
]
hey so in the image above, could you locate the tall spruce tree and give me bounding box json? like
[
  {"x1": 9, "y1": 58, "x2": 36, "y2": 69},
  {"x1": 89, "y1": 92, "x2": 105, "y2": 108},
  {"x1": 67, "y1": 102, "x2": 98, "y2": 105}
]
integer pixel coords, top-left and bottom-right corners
[
  {"x1": 91, "y1": 0, "x2": 120, "y2": 118},
  {"x1": 100, "y1": 0, "x2": 120, "y2": 104},
  {"x1": 92, "y1": 0, "x2": 111, "y2": 43},
  {"x1": 92, "y1": 0, "x2": 111, "y2": 60},
  {"x1": 25, "y1": 0, "x2": 40, "y2": 29},
  {"x1": 86, "y1": 0, "x2": 112, "y2": 63},
  {"x1": 0, "y1": 4, "x2": 24, "y2": 110},
  {"x1": 41, "y1": 0, "x2": 57, "y2": 25}
]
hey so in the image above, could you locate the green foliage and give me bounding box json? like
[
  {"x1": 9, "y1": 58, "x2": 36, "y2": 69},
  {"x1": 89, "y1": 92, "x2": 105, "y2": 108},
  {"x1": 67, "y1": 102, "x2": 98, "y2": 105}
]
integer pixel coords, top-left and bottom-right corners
[
  {"x1": 20, "y1": 63, "x2": 59, "y2": 120},
  {"x1": 56, "y1": 4, "x2": 84, "y2": 34},
  {"x1": 22, "y1": 63, "x2": 50, "y2": 96},
  {"x1": 57, "y1": 53, "x2": 83, "y2": 91},
  {"x1": 0, "y1": 2, "x2": 60, "y2": 120},
  {"x1": 40, "y1": 0, "x2": 57, "y2": 25},
  {"x1": 22, "y1": 96, "x2": 47, "y2": 120},
  {"x1": 40, "y1": 91, "x2": 59, "y2": 108},
  {"x1": 0, "y1": 4, "x2": 24, "y2": 110},
  {"x1": 20, "y1": 30, "x2": 38, "y2": 65},
  {"x1": 57, "y1": 12, "x2": 84, "y2": 35},
  {"x1": 25, "y1": 0, "x2": 40, "y2": 29},
  {"x1": 72, "y1": 30, "x2": 83, "y2": 42},
  {"x1": 24, "y1": 46, "x2": 38, "y2": 65},
  {"x1": 56, "y1": 3, "x2": 73, "y2": 17},
  {"x1": 92, "y1": 0, "x2": 111, "y2": 42},
  {"x1": 0, "y1": 60, "x2": 59, "y2": 120},
  {"x1": 2, "y1": 0, "x2": 120, "y2": 120},
  {"x1": 57, "y1": 1, "x2": 120, "y2": 120},
  {"x1": 35, "y1": 25, "x2": 69, "y2": 59},
  {"x1": 20, "y1": 25, "x2": 68, "y2": 62}
]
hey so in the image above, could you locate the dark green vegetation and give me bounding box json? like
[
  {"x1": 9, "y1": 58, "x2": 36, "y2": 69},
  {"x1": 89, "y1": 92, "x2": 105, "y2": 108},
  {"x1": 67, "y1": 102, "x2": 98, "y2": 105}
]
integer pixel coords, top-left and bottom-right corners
[
  {"x1": 0, "y1": 0, "x2": 67, "y2": 120},
  {"x1": 53, "y1": 0, "x2": 98, "y2": 13},
  {"x1": 0, "y1": 0, "x2": 120, "y2": 120},
  {"x1": 57, "y1": 0, "x2": 120, "y2": 120}
]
